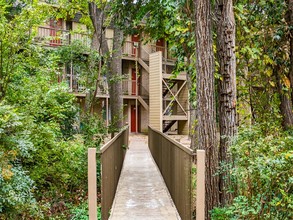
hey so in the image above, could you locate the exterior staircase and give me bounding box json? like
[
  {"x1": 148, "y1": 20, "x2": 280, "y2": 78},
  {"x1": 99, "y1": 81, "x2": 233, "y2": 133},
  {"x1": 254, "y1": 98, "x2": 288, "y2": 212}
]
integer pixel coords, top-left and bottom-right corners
[
  {"x1": 138, "y1": 58, "x2": 149, "y2": 73},
  {"x1": 138, "y1": 96, "x2": 149, "y2": 111},
  {"x1": 163, "y1": 120, "x2": 177, "y2": 133}
]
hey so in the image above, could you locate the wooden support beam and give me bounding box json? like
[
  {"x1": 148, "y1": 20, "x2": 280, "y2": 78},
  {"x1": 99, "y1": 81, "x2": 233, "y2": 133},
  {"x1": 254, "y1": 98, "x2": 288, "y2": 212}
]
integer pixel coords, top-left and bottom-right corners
[
  {"x1": 196, "y1": 150, "x2": 205, "y2": 220},
  {"x1": 88, "y1": 148, "x2": 97, "y2": 220},
  {"x1": 138, "y1": 58, "x2": 149, "y2": 73},
  {"x1": 106, "y1": 98, "x2": 109, "y2": 126},
  {"x1": 162, "y1": 80, "x2": 187, "y2": 116}
]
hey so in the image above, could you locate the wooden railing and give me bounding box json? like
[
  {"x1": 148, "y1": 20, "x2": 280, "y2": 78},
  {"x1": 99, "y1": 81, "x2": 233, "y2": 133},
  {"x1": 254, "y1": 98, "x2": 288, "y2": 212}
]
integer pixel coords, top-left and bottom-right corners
[
  {"x1": 88, "y1": 126, "x2": 129, "y2": 220},
  {"x1": 148, "y1": 126, "x2": 194, "y2": 220},
  {"x1": 67, "y1": 74, "x2": 86, "y2": 93},
  {"x1": 36, "y1": 26, "x2": 91, "y2": 48},
  {"x1": 35, "y1": 27, "x2": 175, "y2": 61},
  {"x1": 122, "y1": 40, "x2": 139, "y2": 58},
  {"x1": 150, "y1": 44, "x2": 176, "y2": 61},
  {"x1": 122, "y1": 79, "x2": 137, "y2": 96}
]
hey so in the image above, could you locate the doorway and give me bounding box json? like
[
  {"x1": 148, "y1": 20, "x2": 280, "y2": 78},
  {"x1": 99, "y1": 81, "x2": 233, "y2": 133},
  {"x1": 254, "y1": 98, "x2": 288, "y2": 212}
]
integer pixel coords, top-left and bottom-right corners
[
  {"x1": 131, "y1": 105, "x2": 137, "y2": 132},
  {"x1": 49, "y1": 19, "x2": 62, "y2": 46},
  {"x1": 131, "y1": 34, "x2": 139, "y2": 56},
  {"x1": 156, "y1": 38, "x2": 165, "y2": 56}
]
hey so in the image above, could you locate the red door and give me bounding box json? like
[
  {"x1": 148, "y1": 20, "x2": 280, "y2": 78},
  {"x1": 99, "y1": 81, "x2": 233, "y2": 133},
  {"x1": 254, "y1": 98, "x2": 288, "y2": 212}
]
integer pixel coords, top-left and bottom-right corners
[
  {"x1": 131, "y1": 105, "x2": 136, "y2": 132},
  {"x1": 50, "y1": 19, "x2": 62, "y2": 46},
  {"x1": 132, "y1": 69, "x2": 137, "y2": 95},
  {"x1": 131, "y1": 35, "x2": 139, "y2": 56},
  {"x1": 156, "y1": 38, "x2": 165, "y2": 55}
]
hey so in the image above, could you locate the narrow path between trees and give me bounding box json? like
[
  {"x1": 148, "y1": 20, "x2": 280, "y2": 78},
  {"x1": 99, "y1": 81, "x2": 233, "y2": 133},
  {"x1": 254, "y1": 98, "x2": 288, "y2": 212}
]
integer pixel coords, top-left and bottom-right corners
[{"x1": 109, "y1": 134, "x2": 180, "y2": 220}]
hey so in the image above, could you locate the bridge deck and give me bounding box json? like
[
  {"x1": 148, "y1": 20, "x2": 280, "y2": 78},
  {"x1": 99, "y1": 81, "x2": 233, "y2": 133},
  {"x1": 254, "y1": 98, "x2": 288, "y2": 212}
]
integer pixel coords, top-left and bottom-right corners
[{"x1": 109, "y1": 134, "x2": 180, "y2": 220}]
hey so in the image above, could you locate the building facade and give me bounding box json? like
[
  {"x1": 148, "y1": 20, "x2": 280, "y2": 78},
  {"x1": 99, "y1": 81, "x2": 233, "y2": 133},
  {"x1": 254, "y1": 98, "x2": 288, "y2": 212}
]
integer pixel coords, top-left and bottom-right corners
[{"x1": 35, "y1": 16, "x2": 189, "y2": 134}]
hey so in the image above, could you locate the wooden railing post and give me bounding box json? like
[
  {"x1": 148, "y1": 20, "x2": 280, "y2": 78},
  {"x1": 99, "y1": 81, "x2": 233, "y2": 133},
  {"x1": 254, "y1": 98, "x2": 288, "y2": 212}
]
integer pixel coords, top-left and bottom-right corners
[
  {"x1": 88, "y1": 148, "x2": 97, "y2": 220},
  {"x1": 196, "y1": 150, "x2": 205, "y2": 220}
]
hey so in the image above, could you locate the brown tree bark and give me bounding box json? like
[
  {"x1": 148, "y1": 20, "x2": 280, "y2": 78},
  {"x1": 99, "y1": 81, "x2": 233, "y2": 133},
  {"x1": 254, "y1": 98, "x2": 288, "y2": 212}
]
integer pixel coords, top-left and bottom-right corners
[
  {"x1": 109, "y1": 28, "x2": 124, "y2": 132},
  {"x1": 88, "y1": 2, "x2": 123, "y2": 132},
  {"x1": 275, "y1": 67, "x2": 293, "y2": 129},
  {"x1": 286, "y1": 0, "x2": 293, "y2": 103},
  {"x1": 215, "y1": 0, "x2": 237, "y2": 205},
  {"x1": 195, "y1": 0, "x2": 219, "y2": 218}
]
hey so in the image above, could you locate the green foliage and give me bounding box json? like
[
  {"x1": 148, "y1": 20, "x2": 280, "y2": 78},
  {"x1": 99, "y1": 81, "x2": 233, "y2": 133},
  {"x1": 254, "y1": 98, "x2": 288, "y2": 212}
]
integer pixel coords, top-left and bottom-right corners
[
  {"x1": 56, "y1": 41, "x2": 101, "y2": 93},
  {"x1": 70, "y1": 202, "x2": 101, "y2": 220},
  {"x1": 137, "y1": 0, "x2": 197, "y2": 108},
  {"x1": 0, "y1": 2, "x2": 107, "y2": 218},
  {"x1": 80, "y1": 113, "x2": 108, "y2": 148},
  {"x1": 0, "y1": 104, "x2": 37, "y2": 217},
  {"x1": 0, "y1": 166, "x2": 38, "y2": 218},
  {"x1": 0, "y1": 0, "x2": 53, "y2": 100},
  {"x1": 235, "y1": 0, "x2": 291, "y2": 126},
  {"x1": 26, "y1": 135, "x2": 88, "y2": 194},
  {"x1": 212, "y1": 125, "x2": 293, "y2": 219}
]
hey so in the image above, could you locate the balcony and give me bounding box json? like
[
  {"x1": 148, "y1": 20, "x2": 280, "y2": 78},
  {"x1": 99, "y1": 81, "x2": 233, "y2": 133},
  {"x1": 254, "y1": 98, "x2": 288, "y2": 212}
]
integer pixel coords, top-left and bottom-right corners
[
  {"x1": 121, "y1": 41, "x2": 176, "y2": 62},
  {"x1": 35, "y1": 26, "x2": 91, "y2": 48},
  {"x1": 122, "y1": 80, "x2": 138, "y2": 96},
  {"x1": 35, "y1": 27, "x2": 175, "y2": 63},
  {"x1": 150, "y1": 44, "x2": 176, "y2": 62},
  {"x1": 67, "y1": 77, "x2": 138, "y2": 97}
]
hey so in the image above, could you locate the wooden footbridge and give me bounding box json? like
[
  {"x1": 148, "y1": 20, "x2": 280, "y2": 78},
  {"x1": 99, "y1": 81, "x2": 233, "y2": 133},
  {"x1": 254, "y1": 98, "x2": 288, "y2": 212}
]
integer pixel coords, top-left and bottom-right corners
[{"x1": 88, "y1": 126, "x2": 205, "y2": 220}]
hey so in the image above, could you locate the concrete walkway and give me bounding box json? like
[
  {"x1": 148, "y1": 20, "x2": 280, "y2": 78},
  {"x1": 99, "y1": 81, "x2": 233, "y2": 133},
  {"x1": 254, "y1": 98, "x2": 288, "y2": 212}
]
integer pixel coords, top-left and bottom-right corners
[{"x1": 109, "y1": 134, "x2": 180, "y2": 220}]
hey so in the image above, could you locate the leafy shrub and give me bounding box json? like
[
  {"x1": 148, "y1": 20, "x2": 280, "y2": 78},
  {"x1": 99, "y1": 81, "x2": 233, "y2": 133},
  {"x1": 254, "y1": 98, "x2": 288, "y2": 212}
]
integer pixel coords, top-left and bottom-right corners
[
  {"x1": 0, "y1": 166, "x2": 38, "y2": 218},
  {"x1": 70, "y1": 202, "x2": 101, "y2": 220},
  {"x1": 212, "y1": 125, "x2": 293, "y2": 219},
  {"x1": 80, "y1": 113, "x2": 108, "y2": 148},
  {"x1": 0, "y1": 104, "x2": 37, "y2": 217}
]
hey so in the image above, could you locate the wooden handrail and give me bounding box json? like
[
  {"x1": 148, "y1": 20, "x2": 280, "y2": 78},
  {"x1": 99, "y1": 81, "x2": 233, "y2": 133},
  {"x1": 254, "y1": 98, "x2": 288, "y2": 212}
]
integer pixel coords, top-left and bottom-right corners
[
  {"x1": 149, "y1": 126, "x2": 194, "y2": 155},
  {"x1": 36, "y1": 26, "x2": 91, "y2": 47},
  {"x1": 99, "y1": 126, "x2": 128, "y2": 153},
  {"x1": 88, "y1": 126, "x2": 129, "y2": 220},
  {"x1": 148, "y1": 126, "x2": 194, "y2": 220},
  {"x1": 99, "y1": 126, "x2": 129, "y2": 220}
]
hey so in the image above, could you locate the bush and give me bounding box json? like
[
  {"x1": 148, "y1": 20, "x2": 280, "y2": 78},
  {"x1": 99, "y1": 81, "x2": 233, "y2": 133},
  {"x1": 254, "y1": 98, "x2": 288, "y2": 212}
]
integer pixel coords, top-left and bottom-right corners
[
  {"x1": 70, "y1": 202, "x2": 101, "y2": 220},
  {"x1": 212, "y1": 125, "x2": 293, "y2": 219},
  {"x1": 0, "y1": 104, "x2": 38, "y2": 217},
  {"x1": 80, "y1": 113, "x2": 108, "y2": 148}
]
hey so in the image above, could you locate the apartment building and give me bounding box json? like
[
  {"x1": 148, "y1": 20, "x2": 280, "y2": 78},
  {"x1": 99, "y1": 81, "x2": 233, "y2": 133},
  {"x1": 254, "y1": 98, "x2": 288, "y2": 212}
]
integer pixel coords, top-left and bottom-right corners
[{"x1": 35, "y1": 14, "x2": 189, "y2": 135}]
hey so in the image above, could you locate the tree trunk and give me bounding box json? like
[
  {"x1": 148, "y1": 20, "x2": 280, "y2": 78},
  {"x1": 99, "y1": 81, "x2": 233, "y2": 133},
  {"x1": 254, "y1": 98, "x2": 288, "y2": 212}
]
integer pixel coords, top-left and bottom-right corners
[
  {"x1": 215, "y1": 0, "x2": 237, "y2": 205},
  {"x1": 275, "y1": 68, "x2": 293, "y2": 129},
  {"x1": 286, "y1": 0, "x2": 293, "y2": 103},
  {"x1": 109, "y1": 28, "x2": 124, "y2": 133},
  {"x1": 195, "y1": 0, "x2": 219, "y2": 218},
  {"x1": 88, "y1": 2, "x2": 123, "y2": 133}
]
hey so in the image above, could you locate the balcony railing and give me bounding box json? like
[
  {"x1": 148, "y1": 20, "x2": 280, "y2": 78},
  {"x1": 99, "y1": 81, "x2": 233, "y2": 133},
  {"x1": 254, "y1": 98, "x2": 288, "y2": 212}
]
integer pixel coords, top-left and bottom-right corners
[
  {"x1": 35, "y1": 26, "x2": 91, "y2": 48},
  {"x1": 35, "y1": 27, "x2": 175, "y2": 61},
  {"x1": 150, "y1": 44, "x2": 176, "y2": 61},
  {"x1": 67, "y1": 76, "x2": 139, "y2": 97},
  {"x1": 122, "y1": 41, "x2": 139, "y2": 58},
  {"x1": 67, "y1": 74, "x2": 86, "y2": 93},
  {"x1": 122, "y1": 41, "x2": 176, "y2": 62},
  {"x1": 122, "y1": 80, "x2": 137, "y2": 96}
]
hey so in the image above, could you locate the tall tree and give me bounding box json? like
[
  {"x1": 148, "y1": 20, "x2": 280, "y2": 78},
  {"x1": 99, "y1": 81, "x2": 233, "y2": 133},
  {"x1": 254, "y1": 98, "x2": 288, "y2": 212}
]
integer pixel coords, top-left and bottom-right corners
[
  {"x1": 286, "y1": 0, "x2": 293, "y2": 104},
  {"x1": 109, "y1": 28, "x2": 124, "y2": 130},
  {"x1": 275, "y1": 65, "x2": 293, "y2": 129},
  {"x1": 195, "y1": 0, "x2": 219, "y2": 217},
  {"x1": 215, "y1": 0, "x2": 237, "y2": 205},
  {"x1": 88, "y1": 1, "x2": 124, "y2": 133},
  {"x1": 273, "y1": 0, "x2": 293, "y2": 129}
]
